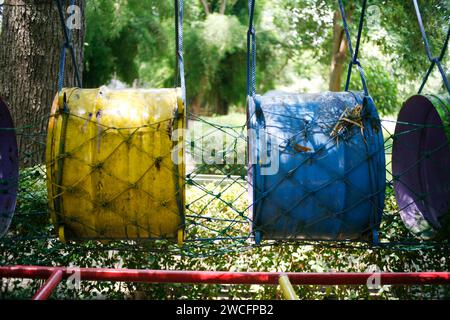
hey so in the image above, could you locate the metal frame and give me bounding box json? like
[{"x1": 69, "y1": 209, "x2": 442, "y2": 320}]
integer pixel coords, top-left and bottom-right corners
[{"x1": 1, "y1": 266, "x2": 450, "y2": 300}]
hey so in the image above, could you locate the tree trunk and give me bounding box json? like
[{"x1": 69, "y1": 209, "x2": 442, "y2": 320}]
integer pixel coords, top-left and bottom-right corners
[
  {"x1": 0, "y1": 0, "x2": 85, "y2": 167},
  {"x1": 199, "y1": 0, "x2": 210, "y2": 15},
  {"x1": 329, "y1": 10, "x2": 348, "y2": 92},
  {"x1": 215, "y1": 93, "x2": 228, "y2": 115},
  {"x1": 219, "y1": 0, "x2": 227, "y2": 14},
  {"x1": 189, "y1": 96, "x2": 204, "y2": 116}
]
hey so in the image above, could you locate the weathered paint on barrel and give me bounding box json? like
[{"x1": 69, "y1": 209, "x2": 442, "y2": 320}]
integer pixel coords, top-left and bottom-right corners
[
  {"x1": 0, "y1": 97, "x2": 19, "y2": 237},
  {"x1": 392, "y1": 94, "x2": 450, "y2": 239},
  {"x1": 248, "y1": 92, "x2": 385, "y2": 242},
  {"x1": 46, "y1": 88, "x2": 185, "y2": 242}
]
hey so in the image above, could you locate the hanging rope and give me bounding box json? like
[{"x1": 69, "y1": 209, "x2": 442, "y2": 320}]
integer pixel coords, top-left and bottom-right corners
[
  {"x1": 247, "y1": 0, "x2": 256, "y2": 98},
  {"x1": 55, "y1": 0, "x2": 82, "y2": 91},
  {"x1": 413, "y1": 0, "x2": 450, "y2": 95},
  {"x1": 175, "y1": 0, "x2": 186, "y2": 105},
  {"x1": 339, "y1": 0, "x2": 369, "y2": 96}
]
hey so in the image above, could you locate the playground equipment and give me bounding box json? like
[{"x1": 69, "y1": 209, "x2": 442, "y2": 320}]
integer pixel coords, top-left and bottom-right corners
[
  {"x1": 0, "y1": 97, "x2": 18, "y2": 238},
  {"x1": 247, "y1": 0, "x2": 385, "y2": 243},
  {"x1": 392, "y1": 0, "x2": 450, "y2": 239},
  {"x1": 2, "y1": 0, "x2": 450, "y2": 301},
  {"x1": 45, "y1": 0, "x2": 186, "y2": 242}
]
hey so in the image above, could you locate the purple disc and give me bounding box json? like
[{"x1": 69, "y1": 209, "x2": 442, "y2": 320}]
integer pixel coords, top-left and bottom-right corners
[
  {"x1": 392, "y1": 95, "x2": 450, "y2": 239},
  {"x1": 0, "y1": 97, "x2": 19, "y2": 237}
]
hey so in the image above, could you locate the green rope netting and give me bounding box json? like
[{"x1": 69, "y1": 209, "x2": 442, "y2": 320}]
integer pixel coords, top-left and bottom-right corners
[{"x1": 1, "y1": 103, "x2": 450, "y2": 259}]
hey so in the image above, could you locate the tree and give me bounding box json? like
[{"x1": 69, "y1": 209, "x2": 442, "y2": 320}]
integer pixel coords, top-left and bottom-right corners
[
  {"x1": 329, "y1": 8, "x2": 350, "y2": 92},
  {"x1": 82, "y1": 0, "x2": 290, "y2": 116},
  {"x1": 183, "y1": 0, "x2": 292, "y2": 114},
  {"x1": 277, "y1": 0, "x2": 449, "y2": 113},
  {"x1": 81, "y1": 0, "x2": 449, "y2": 116},
  {"x1": 0, "y1": 0, "x2": 85, "y2": 166},
  {"x1": 83, "y1": 0, "x2": 175, "y2": 88}
]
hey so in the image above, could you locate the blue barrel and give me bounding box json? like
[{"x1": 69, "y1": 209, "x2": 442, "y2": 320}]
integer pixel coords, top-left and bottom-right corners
[{"x1": 248, "y1": 91, "x2": 385, "y2": 243}]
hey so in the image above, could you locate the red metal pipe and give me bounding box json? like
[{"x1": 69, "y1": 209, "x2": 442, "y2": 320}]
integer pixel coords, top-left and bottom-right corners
[
  {"x1": 31, "y1": 269, "x2": 63, "y2": 301},
  {"x1": 1, "y1": 265, "x2": 450, "y2": 286}
]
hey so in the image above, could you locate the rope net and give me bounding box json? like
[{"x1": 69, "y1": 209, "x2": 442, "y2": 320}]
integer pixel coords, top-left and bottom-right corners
[{"x1": 1, "y1": 98, "x2": 449, "y2": 254}]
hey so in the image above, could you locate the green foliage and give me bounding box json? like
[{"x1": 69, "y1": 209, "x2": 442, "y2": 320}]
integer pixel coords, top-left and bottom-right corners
[
  {"x1": 184, "y1": 2, "x2": 291, "y2": 114},
  {"x1": 375, "y1": 0, "x2": 449, "y2": 81},
  {"x1": 82, "y1": 0, "x2": 450, "y2": 116},
  {"x1": 189, "y1": 113, "x2": 247, "y2": 176},
  {"x1": 276, "y1": 0, "x2": 449, "y2": 109},
  {"x1": 83, "y1": 0, "x2": 294, "y2": 115},
  {"x1": 83, "y1": 0, "x2": 121, "y2": 87},
  {"x1": 184, "y1": 13, "x2": 246, "y2": 113},
  {"x1": 280, "y1": 0, "x2": 450, "y2": 76},
  {"x1": 83, "y1": 0, "x2": 175, "y2": 87},
  {"x1": 273, "y1": 0, "x2": 337, "y2": 67},
  {"x1": 82, "y1": 0, "x2": 449, "y2": 115}
]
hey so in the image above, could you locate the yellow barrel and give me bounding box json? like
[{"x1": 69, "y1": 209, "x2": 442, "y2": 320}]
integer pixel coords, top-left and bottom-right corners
[{"x1": 46, "y1": 87, "x2": 185, "y2": 242}]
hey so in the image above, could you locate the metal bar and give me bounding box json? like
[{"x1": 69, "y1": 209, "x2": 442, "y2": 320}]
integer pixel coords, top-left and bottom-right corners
[
  {"x1": 1, "y1": 266, "x2": 450, "y2": 286},
  {"x1": 32, "y1": 270, "x2": 63, "y2": 301},
  {"x1": 279, "y1": 275, "x2": 299, "y2": 300}
]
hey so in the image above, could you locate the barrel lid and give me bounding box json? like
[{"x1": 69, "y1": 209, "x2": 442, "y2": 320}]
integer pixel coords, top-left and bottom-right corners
[
  {"x1": 393, "y1": 94, "x2": 450, "y2": 239},
  {"x1": 0, "y1": 97, "x2": 19, "y2": 237}
]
